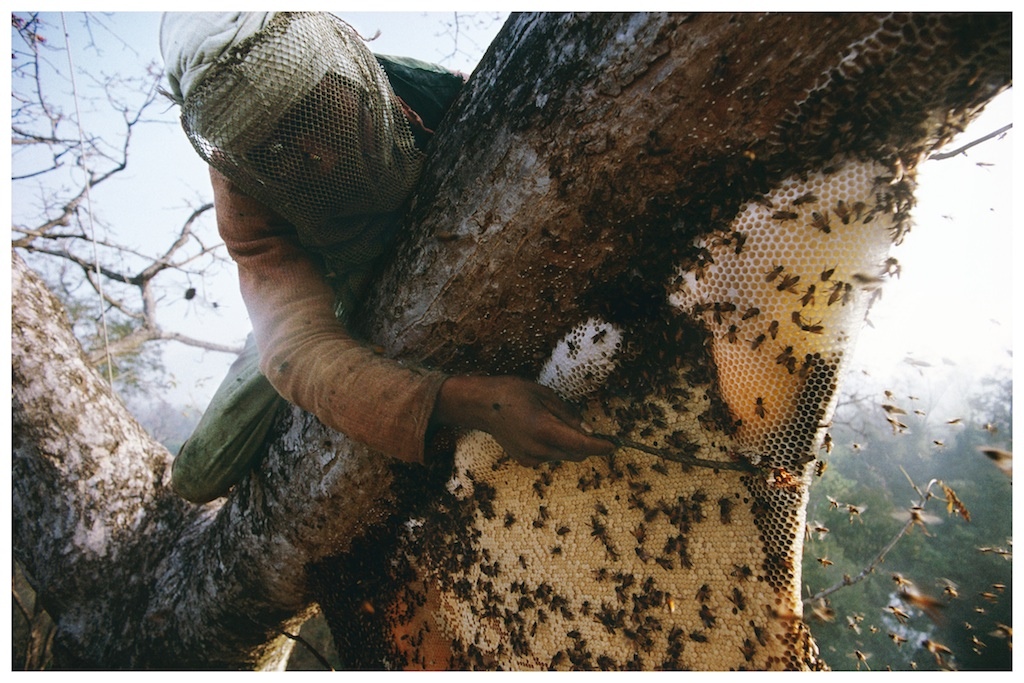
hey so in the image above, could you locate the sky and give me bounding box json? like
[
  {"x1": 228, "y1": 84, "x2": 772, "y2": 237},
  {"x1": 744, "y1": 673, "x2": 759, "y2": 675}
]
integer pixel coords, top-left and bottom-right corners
[{"x1": 6, "y1": 10, "x2": 1016, "y2": 420}]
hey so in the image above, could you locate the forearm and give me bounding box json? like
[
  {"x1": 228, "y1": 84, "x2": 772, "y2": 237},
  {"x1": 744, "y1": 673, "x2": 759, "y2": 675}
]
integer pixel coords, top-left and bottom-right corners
[{"x1": 212, "y1": 169, "x2": 446, "y2": 463}]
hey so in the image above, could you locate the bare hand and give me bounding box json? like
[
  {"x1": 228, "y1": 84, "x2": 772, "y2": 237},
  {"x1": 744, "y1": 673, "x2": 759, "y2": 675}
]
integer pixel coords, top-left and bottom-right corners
[{"x1": 433, "y1": 375, "x2": 615, "y2": 467}]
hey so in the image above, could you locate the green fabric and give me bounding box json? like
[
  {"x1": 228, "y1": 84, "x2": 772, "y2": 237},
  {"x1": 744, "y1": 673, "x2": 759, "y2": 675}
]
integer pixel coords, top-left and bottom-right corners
[
  {"x1": 375, "y1": 54, "x2": 465, "y2": 132},
  {"x1": 172, "y1": 335, "x2": 286, "y2": 503}
]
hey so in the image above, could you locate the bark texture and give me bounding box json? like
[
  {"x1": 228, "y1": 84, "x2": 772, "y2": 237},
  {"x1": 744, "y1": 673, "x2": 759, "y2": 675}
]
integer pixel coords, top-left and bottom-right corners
[{"x1": 11, "y1": 11, "x2": 1010, "y2": 670}]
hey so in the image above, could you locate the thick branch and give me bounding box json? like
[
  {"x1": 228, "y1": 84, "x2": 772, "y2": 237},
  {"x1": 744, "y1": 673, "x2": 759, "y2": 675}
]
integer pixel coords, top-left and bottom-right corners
[{"x1": 11, "y1": 250, "x2": 394, "y2": 668}]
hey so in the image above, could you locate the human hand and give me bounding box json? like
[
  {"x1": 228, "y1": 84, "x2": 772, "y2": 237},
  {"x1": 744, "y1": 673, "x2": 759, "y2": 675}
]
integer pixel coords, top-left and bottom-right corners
[{"x1": 433, "y1": 375, "x2": 615, "y2": 467}]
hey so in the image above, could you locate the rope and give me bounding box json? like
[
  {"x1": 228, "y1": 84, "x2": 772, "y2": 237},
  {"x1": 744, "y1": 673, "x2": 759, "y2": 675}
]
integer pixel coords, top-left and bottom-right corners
[{"x1": 61, "y1": 12, "x2": 114, "y2": 386}]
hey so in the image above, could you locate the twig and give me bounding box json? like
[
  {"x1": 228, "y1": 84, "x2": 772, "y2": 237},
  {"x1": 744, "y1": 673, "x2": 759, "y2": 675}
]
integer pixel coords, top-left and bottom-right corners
[
  {"x1": 929, "y1": 123, "x2": 1012, "y2": 160},
  {"x1": 276, "y1": 627, "x2": 334, "y2": 671},
  {"x1": 593, "y1": 433, "x2": 759, "y2": 473},
  {"x1": 804, "y1": 474, "x2": 937, "y2": 603}
]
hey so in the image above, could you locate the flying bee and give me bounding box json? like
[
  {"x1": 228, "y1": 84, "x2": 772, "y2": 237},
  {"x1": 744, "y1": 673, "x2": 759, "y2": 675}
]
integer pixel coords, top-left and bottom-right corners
[
  {"x1": 777, "y1": 273, "x2": 800, "y2": 292},
  {"x1": 817, "y1": 556, "x2": 834, "y2": 567},
  {"x1": 815, "y1": 460, "x2": 828, "y2": 477},
  {"x1": 810, "y1": 210, "x2": 832, "y2": 233},
  {"x1": 800, "y1": 284, "x2": 816, "y2": 307},
  {"x1": 772, "y1": 210, "x2": 798, "y2": 221},
  {"x1": 821, "y1": 432, "x2": 833, "y2": 453},
  {"x1": 755, "y1": 397, "x2": 767, "y2": 419},
  {"x1": 793, "y1": 191, "x2": 818, "y2": 206},
  {"x1": 765, "y1": 265, "x2": 785, "y2": 282}
]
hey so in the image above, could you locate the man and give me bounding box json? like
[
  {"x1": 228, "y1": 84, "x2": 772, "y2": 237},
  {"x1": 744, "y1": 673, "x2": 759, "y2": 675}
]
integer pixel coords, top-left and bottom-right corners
[{"x1": 161, "y1": 12, "x2": 612, "y2": 503}]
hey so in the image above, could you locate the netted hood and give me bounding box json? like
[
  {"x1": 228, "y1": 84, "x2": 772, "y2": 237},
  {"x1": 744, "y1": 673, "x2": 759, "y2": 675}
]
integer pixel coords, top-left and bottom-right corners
[{"x1": 178, "y1": 12, "x2": 423, "y2": 252}]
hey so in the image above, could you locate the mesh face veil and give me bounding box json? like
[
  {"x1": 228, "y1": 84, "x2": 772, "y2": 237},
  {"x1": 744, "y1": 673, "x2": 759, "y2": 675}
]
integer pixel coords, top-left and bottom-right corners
[{"x1": 179, "y1": 12, "x2": 423, "y2": 265}]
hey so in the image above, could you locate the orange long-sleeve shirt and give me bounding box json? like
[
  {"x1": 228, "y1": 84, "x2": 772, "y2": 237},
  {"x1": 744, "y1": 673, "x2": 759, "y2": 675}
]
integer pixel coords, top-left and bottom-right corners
[{"x1": 211, "y1": 168, "x2": 447, "y2": 464}]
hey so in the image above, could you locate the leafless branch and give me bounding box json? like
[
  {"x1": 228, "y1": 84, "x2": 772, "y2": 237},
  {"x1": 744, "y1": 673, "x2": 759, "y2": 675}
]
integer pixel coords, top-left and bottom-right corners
[
  {"x1": 929, "y1": 123, "x2": 1012, "y2": 161},
  {"x1": 803, "y1": 474, "x2": 939, "y2": 604}
]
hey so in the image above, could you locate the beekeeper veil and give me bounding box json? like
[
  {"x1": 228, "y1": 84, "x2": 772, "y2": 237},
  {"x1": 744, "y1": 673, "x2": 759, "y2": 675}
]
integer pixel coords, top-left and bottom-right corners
[{"x1": 161, "y1": 12, "x2": 423, "y2": 257}]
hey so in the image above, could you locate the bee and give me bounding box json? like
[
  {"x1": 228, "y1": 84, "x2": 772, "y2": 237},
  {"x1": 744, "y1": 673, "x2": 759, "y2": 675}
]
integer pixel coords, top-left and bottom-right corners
[
  {"x1": 741, "y1": 638, "x2": 756, "y2": 662},
  {"x1": 820, "y1": 265, "x2": 837, "y2": 281},
  {"x1": 772, "y1": 210, "x2": 798, "y2": 221},
  {"x1": 635, "y1": 547, "x2": 652, "y2": 563},
  {"x1": 551, "y1": 545, "x2": 563, "y2": 555},
  {"x1": 827, "y1": 281, "x2": 851, "y2": 306},
  {"x1": 815, "y1": 460, "x2": 828, "y2": 477},
  {"x1": 742, "y1": 306, "x2": 760, "y2": 320},
  {"x1": 689, "y1": 631, "x2": 708, "y2": 643},
  {"x1": 752, "y1": 194, "x2": 774, "y2": 209},
  {"x1": 979, "y1": 447, "x2": 1012, "y2": 477},
  {"x1": 765, "y1": 265, "x2": 785, "y2": 282},
  {"x1": 696, "y1": 584, "x2": 711, "y2": 602},
  {"x1": 718, "y1": 496, "x2": 734, "y2": 523},
  {"x1": 810, "y1": 210, "x2": 832, "y2": 233},
  {"x1": 886, "y1": 605, "x2": 911, "y2": 624},
  {"x1": 755, "y1": 397, "x2": 767, "y2": 419},
  {"x1": 852, "y1": 272, "x2": 885, "y2": 288},
  {"x1": 802, "y1": 321, "x2": 824, "y2": 335},
  {"x1": 591, "y1": 328, "x2": 608, "y2": 343},
  {"x1": 767, "y1": 320, "x2": 779, "y2": 339},
  {"x1": 729, "y1": 587, "x2": 747, "y2": 611},
  {"x1": 732, "y1": 231, "x2": 748, "y2": 254},
  {"x1": 713, "y1": 301, "x2": 736, "y2": 324},
  {"x1": 777, "y1": 273, "x2": 801, "y2": 292},
  {"x1": 888, "y1": 632, "x2": 908, "y2": 647},
  {"x1": 834, "y1": 200, "x2": 852, "y2": 224},
  {"x1": 556, "y1": 525, "x2": 571, "y2": 536},
  {"x1": 504, "y1": 512, "x2": 516, "y2": 528},
  {"x1": 800, "y1": 284, "x2": 816, "y2": 307},
  {"x1": 726, "y1": 324, "x2": 739, "y2": 343},
  {"x1": 923, "y1": 639, "x2": 954, "y2": 667},
  {"x1": 655, "y1": 557, "x2": 674, "y2": 571},
  {"x1": 700, "y1": 604, "x2": 716, "y2": 629},
  {"x1": 631, "y1": 523, "x2": 647, "y2": 544},
  {"x1": 775, "y1": 345, "x2": 795, "y2": 366},
  {"x1": 732, "y1": 564, "x2": 753, "y2": 581},
  {"x1": 749, "y1": 333, "x2": 766, "y2": 351},
  {"x1": 793, "y1": 191, "x2": 818, "y2": 206},
  {"x1": 822, "y1": 432, "x2": 833, "y2": 453}
]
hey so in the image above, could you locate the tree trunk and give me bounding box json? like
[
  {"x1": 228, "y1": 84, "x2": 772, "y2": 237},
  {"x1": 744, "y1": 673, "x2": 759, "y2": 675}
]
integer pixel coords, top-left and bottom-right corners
[{"x1": 11, "y1": 11, "x2": 1010, "y2": 670}]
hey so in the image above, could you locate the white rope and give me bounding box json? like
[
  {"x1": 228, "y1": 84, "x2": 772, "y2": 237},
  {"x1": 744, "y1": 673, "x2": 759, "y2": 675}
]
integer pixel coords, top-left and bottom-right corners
[{"x1": 61, "y1": 12, "x2": 115, "y2": 386}]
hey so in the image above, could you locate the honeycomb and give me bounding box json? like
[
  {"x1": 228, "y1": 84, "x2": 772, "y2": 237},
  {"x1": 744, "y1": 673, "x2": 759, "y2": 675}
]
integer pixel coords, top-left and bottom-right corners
[
  {"x1": 377, "y1": 157, "x2": 905, "y2": 670},
  {"x1": 669, "y1": 158, "x2": 901, "y2": 467},
  {"x1": 537, "y1": 317, "x2": 625, "y2": 400}
]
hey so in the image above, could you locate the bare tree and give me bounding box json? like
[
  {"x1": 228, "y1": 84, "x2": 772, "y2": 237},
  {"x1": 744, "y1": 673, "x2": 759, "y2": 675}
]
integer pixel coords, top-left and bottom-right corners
[
  {"x1": 11, "y1": 12, "x2": 242, "y2": 391},
  {"x1": 11, "y1": 12, "x2": 1011, "y2": 670}
]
